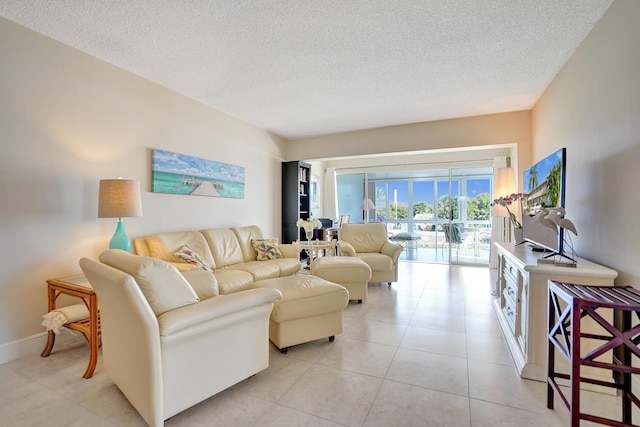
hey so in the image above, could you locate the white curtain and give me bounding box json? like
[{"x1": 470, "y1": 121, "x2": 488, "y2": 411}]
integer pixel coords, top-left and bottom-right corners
[
  {"x1": 323, "y1": 168, "x2": 338, "y2": 219},
  {"x1": 490, "y1": 156, "x2": 510, "y2": 269}
]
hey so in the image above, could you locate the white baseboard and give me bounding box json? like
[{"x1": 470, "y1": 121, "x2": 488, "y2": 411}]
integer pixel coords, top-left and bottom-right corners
[{"x1": 0, "y1": 330, "x2": 81, "y2": 365}]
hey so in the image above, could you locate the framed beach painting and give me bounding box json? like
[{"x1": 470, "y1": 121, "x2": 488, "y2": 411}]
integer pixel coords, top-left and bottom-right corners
[{"x1": 151, "y1": 149, "x2": 245, "y2": 199}]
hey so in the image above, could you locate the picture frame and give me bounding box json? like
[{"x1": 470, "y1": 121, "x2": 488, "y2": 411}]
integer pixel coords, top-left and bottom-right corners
[{"x1": 151, "y1": 149, "x2": 245, "y2": 199}]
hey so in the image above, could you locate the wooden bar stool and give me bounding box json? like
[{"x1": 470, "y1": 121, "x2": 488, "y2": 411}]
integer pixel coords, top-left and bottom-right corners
[{"x1": 547, "y1": 281, "x2": 640, "y2": 426}]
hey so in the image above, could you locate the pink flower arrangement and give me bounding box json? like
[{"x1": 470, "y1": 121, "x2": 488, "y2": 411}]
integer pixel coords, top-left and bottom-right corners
[{"x1": 492, "y1": 193, "x2": 524, "y2": 229}]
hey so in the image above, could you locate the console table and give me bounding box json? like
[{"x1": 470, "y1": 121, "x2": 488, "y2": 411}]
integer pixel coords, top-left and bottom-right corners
[{"x1": 493, "y1": 242, "x2": 618, "y2": 382}]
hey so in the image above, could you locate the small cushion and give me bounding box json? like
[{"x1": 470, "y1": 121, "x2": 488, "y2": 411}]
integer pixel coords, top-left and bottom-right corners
[
  {"x1": 251, "y1": 238, "x2": 283, "y2": 261},
  {"x1": 145, "y1": 231, "x2": 215, "y2": 267},
  {"x1": 99, "y1": 250, "x2": 199, "y2": 316},
  {"x1": 173, "y1": 245, "x2": 215, "y2": 272}
]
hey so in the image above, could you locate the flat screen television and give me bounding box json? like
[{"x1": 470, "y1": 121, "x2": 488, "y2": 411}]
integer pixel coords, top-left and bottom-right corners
[{"x1": 522, "y1": 147, "x2": 566, "y2": 255}]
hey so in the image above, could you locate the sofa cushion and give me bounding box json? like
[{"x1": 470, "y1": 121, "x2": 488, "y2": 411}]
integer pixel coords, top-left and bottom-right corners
[
  {"x1": 200, "y1": 228, "x2": 244, "y2": 268},
  {"x1": 356, "y1": 252, "x2": 393, "y2": 272},
  {"x1": 214, "y1": 269, "x2": 255, "y2": 295},
  {"x1": 145, "y1": 231, "x2": 216, "y2": 268},
  {"x1": 231, "y1": 225, "x2": 264, "y2": 261},
  {"x1": 251, "y1": 238, "x2": 283, "y2": 261},
  {"x1": 99, "y1": 250, "x2": 199, "y2": 316},
  {"x1": 229, "y1": 261, "x2": 281, "y2": 282},
  {"x1": 180, "y1": 270, "x2": 219, "y2": 300},
  {"x1": 270, "y1": 258, "x2": 302, "y2": 276},
  {"x1": 173, "y1": 245, "x2": 215, "y2": 272}
]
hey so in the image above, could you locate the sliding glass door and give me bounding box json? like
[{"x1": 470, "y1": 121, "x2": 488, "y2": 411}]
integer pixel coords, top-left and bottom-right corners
[{"x1": 336, "y1": 166, "x2": 493, "y2": 265}]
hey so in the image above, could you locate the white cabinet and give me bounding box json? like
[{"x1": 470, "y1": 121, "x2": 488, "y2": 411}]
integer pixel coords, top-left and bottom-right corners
[{"x1": 493, "y1": 242, "x2": 618, "y2": 382}]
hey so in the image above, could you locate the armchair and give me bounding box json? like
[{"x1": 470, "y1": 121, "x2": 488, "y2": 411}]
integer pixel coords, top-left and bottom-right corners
[
  {"x1": 79, "y1": 250, "x2": 280, "y2": 427},
  {"x1": 337, "y1": 223, "x2": 403, "y2": 285}
]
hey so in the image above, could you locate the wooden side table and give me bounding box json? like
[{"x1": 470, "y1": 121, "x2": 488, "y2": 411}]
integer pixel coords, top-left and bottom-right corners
[{"x1": 40, "y1": 275, "x2": 100, "y2": 378}]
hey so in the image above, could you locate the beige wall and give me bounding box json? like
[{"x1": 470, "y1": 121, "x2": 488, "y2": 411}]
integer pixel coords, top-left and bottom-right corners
[
  {"x1": 531, "y1": 0, "x2": 640, "y2": 285},
  {"x1": 289, "y1": 111, "x2": 532, "y2": 188},
  {"x1": 291, "y1": 112, "x2": 532, "y2": 226},
  {"x1": 0, "y1": 18, "x2": 287, "y2": 355}
]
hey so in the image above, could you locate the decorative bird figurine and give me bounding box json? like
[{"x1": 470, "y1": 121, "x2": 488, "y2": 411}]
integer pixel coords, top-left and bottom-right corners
[
  {"x1": 547, "y1": 208, "x2": 578, "y2": 236},
  {"x1": 532, "y1": 208, "x2": 558, "y2": 233}
]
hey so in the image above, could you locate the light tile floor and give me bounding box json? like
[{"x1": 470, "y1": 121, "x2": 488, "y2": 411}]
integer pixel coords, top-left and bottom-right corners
[{"x1": 0, "y1": 262, "x2": 623, "y2": 426}]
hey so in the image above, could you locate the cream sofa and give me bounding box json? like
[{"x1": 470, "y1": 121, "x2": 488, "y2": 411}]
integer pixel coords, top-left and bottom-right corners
[
  {"x1": 80, "y1": 250, "x2": 281, "y2": 427},
  {"x1": 133, "y1": 225, "x2": 301, "y2": 294},
  {"x1": 337, "y1": 222, "x2": 404, "y2": 284},
  {"x1": 133, "y1": 225, "x2": 350, "y2": 353}
]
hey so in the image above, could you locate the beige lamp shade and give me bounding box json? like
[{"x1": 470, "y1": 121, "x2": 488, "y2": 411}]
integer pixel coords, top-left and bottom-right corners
[
  {"x1": 98, "y1": 179, "x2": 143, "y2": 218},
  {"x1": 492, "y1": 167, "x2": 515, "y2": 217}
]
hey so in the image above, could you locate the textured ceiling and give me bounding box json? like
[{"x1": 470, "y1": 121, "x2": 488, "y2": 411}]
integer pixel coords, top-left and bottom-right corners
[{"x1": 0, "y1": 1, "x2": 613, "y2": 139}]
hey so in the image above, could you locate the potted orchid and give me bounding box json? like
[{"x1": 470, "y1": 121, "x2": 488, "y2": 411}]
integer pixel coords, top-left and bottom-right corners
[
  {"x1": 296, "y1": 217, "x2": 322, "y2": 241},
  {"x1": 492, "y1": 193, "x2": 525, "y2": 242}
]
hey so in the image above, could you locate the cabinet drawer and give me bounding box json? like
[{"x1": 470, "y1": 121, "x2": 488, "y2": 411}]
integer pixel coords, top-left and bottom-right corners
[
  {"x1": 503, "y1": 258, "x2": 519, "y2": 287},
  {"x1": 502, "y1": 298, "x2": 517, "y2": 334},
  {"x1": 504, "y1": 280, "x2": 518, "y2": 303}
]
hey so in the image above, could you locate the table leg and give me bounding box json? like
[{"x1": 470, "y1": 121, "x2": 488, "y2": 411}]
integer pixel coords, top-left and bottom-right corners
[
  {"x1": 41, "y1": 286, "x2": 57, "y2": 357},
  {"x1": 83, "y1": 294, "x2": 99, "y2": 379},
  {"x1": 622, "y1": 310, "x2": 632, "y2": 424},
  {"x1": 570, "y1": 301, "x2": 581, "y2": 426},
  {"x1": 40, "y1": 330, "x2": 56, "y2": 357},
  {"x1": 546, "y1": 289, "x2": 555, "y2": 409}
]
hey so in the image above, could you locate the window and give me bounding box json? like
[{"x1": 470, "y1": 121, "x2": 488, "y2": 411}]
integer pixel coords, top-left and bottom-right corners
[{"x1": 336, "y1": 167, "x2": 493, "y2": 265}]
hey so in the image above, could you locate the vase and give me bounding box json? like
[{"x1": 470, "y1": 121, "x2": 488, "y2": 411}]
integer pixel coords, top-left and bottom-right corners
[
  {"x1": 305, "y1": 230, "x2": 313, "y2": 241},
  {"x1": 514, "y1": 227, "x2": 523, "y2": 244}
]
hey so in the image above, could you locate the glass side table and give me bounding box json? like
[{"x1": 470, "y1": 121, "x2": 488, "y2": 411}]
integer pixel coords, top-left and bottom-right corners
[{"x1": 295, "y1": 240, "x2": 337, "y2": 269}]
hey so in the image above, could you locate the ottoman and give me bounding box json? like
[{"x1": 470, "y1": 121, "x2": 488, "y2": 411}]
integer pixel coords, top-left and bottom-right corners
[
  {"x1": 311, "y1": 257, "x2": 372, "y2": 303},
  {"x1": 253, "y1": 275, "x2": 349, "y2": 353}
]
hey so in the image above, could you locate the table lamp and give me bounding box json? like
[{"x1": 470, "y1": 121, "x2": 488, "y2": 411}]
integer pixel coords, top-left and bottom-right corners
[
  {"x1": 362, "y1": 198, "x2": 375, "y2": 222},
  {"x1": 98, "y1": 178, "x2": 143, "y2": 252},
  {"x1": 492, "y1": 167, "x2": 515, "y2": 216},
  {"x1": 493, "y1": 167, "x2": 516, "y2": 240}
]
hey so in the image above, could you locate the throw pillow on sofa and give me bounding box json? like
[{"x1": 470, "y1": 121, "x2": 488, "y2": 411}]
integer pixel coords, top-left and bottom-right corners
[
  {"x1": 251, "y1": 238, "x2": 283, "y2": 261},
  {"x1": 173, "y1": 245, "x2": 215, "y2": 272},
  {"x1": 99, "y1": 250, "x2": 199, "y2": 316}
]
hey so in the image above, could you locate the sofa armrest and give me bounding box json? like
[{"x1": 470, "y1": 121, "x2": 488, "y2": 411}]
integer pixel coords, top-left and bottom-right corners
[
  {"x1": 157, "y1": 288, "x2": 281, "y2": 336},
  {"x1": 336, "y1": 241, "x2": 356, "y2": 256},
  {"x1": 381, "y1": 241, "x2": 404, "y2": 262},
  {"x1": 278, "y1": 243, "x2": 299, "y2": 259}
]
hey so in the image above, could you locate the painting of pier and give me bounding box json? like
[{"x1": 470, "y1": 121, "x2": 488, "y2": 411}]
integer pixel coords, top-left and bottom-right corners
[{"x1": 151, "y1": 149, "x2": 245, "y2": 199}]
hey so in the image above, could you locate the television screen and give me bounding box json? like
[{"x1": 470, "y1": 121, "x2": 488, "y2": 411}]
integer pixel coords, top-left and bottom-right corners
[{"x1": 522, "y1": 148, "x2": 566, "y2": 253}]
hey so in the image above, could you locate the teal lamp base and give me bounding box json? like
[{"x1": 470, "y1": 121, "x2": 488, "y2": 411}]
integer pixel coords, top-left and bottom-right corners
[{"x1": 109, "y1": 220, "x2": 132, "y2": 252}]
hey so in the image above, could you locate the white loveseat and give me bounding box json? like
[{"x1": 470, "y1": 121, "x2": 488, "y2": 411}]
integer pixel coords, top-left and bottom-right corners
[
  {"x1": 80, "y1": 250, "x2": 281, "y2": 427},
  {"x1": 133, "y1": 225, "x2": 301, "y2": 294}
]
